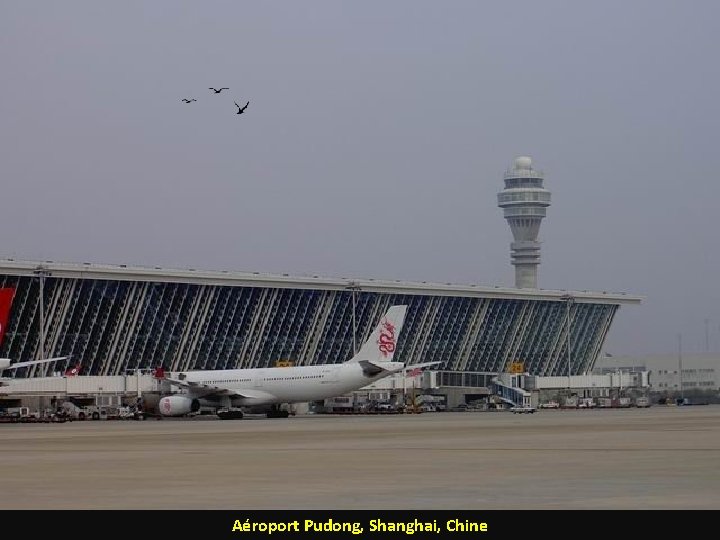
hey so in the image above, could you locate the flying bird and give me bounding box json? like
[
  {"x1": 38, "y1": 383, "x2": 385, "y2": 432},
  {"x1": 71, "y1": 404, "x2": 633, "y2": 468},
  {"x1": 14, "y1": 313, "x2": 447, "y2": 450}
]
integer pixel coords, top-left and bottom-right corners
[
  {"x1": 181, "y1": 98, "x2": 197, "y2": 103},
  {"x1": 234, "y1": 101, "x2": 249, "y2": 115},
  {"x1": 209, "y1": 87, "x2": 229, "y2": 94}
]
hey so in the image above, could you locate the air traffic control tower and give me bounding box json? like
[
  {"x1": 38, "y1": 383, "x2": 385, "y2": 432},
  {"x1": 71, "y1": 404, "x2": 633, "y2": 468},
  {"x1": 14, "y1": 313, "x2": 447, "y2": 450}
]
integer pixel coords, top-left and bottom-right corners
[{"x1": 497, "y1": 156, "x2": 551, "y2": 288}]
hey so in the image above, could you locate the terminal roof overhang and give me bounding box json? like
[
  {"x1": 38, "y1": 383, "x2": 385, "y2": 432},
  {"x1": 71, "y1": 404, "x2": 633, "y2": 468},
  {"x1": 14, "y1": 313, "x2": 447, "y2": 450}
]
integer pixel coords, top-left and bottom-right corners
[{"x1": 0, "y1": 259, "x2": 642, "y2": 306}]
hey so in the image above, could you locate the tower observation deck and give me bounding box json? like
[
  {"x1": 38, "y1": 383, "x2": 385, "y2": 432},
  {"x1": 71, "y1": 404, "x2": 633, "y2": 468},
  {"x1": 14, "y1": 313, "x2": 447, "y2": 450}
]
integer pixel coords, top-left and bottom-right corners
[{"x1": 497, "y1": 156, "x2": 552, "y2": 288}]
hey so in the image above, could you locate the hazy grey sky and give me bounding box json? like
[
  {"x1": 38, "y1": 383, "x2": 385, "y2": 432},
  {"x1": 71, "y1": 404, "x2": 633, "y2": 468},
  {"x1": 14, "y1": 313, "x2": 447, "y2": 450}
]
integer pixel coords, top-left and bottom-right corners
[{"x1": 2, "y1": 1, "x2": 719, "y2": 356}]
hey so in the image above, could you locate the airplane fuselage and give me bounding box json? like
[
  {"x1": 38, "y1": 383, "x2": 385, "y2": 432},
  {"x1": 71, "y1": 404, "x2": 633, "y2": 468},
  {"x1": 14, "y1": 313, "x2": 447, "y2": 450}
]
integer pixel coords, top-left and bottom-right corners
[{"x1": 176, "y1": 361, "x2": 404, "y2": 406}]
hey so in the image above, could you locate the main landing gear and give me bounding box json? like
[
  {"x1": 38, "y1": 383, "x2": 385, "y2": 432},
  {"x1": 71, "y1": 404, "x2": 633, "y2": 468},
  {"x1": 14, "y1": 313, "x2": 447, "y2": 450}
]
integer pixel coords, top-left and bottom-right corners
[
  {"x1": 217, "y1": 408, "x2": 244, "y2": 420},
  {"x1": 266, "y1": 405, "x2": 290, "y2": 418}
]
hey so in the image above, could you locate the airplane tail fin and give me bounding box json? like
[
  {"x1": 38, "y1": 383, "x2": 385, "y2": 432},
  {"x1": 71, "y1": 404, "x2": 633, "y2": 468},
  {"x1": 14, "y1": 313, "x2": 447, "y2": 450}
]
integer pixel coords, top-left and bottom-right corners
[
  {"x1": 64, "y1": 363, "x2": 82, "y2": 377},
  {"x1": 345, "y1": 305, "x2": 407, "y2": 364},
  {"x1": 0, "y1": 288, "x2": 16, "y2": 348}
]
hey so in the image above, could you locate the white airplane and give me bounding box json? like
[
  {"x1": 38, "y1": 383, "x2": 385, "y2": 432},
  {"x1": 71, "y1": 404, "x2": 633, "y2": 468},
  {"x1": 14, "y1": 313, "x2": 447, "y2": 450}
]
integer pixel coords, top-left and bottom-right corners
[{"x1": 156, "y1": 305, "x2": 437, "y2": 419}]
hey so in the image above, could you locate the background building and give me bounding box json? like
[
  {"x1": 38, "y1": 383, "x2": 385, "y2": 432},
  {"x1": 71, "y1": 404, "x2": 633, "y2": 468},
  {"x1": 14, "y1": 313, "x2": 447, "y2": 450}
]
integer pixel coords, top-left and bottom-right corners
[{"x1": 594, "y1": 353, "x2": 719, "y2": 394}]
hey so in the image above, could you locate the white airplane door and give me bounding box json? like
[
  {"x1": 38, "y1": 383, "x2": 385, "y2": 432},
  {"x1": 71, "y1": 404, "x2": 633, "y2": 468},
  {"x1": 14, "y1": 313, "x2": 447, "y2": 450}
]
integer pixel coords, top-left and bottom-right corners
[{"x1": 253, "y1": 369, "x2": 266, "y2": 389}]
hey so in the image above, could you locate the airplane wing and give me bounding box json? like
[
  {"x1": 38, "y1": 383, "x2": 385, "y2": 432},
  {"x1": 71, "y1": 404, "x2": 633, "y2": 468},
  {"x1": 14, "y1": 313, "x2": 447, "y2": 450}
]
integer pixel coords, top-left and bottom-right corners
[
  {"x1": 358, "y1": 360, "x2": 404, "y2": 377},
  {"x1": 163, "y1": 376, "x2": 276, "y2": 401},
  {"x1": 0, "y1": 356, "x2": 69, "y2": 371},
  {"x1": 404, "y1": 361, "x2": 442, "y2": 371}
]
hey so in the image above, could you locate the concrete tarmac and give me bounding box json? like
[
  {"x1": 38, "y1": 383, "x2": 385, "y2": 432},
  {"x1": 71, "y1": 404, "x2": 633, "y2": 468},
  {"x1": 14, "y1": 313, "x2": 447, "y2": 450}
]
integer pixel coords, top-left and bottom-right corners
[{"x1": 1, "y1": 406, "x2": 719, "y2": 509}]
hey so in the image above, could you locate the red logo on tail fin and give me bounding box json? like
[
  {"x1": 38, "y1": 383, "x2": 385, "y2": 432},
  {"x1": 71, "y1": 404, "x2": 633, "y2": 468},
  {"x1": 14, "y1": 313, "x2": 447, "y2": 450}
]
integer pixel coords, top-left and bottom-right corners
[
  {"x1": 64, "y1": 364, "x2": 82, "y2": 377},
  {"x1": 152, "y1": 367, "x2": 166, "y2": 379},
  {"x1": 0, "y1": 288, "x2": 16, "y2": 348},
  {"x1": 377, "y1": 318, "x2": 396, "y2": 357}
]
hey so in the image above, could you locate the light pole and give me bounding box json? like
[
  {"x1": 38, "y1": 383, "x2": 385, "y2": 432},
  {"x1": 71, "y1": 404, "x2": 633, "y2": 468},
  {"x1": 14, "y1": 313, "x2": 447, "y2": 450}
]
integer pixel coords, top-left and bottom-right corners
[
  {"x1": 705, "y1": 318, "x2": 709, "y2": 352},
  {"x1": 562, "y1": 294, "x2": 574, "y2": 393},
  {"x1": 678, "y1": 333, "x2": 683, "y2": 402},
  {"x1": 346, "y1": 282, "x2": 361, "y2": 355},
  {"x1": 34, "y1": 266, "x2": 51, "y2": 363}
]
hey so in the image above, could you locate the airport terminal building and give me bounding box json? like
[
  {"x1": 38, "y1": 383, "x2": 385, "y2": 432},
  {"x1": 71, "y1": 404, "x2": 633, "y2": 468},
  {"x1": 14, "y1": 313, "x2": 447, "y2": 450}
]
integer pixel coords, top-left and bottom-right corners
[{"x1": 0, "y1": 260, "x2": 640, "y2": 379}]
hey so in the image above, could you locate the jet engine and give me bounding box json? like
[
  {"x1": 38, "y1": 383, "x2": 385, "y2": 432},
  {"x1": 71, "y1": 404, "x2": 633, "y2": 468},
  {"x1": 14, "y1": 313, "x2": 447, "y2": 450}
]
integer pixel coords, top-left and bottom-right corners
[{"x1": 158, "y1": 395, "x2": 201, "y2": 417}]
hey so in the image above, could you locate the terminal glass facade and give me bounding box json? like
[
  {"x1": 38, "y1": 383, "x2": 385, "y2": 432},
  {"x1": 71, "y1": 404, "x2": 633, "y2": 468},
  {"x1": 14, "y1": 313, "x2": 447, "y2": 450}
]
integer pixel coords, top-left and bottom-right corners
[{"x1": 0, "y1": 275, "x2": 618, "y2": 377}]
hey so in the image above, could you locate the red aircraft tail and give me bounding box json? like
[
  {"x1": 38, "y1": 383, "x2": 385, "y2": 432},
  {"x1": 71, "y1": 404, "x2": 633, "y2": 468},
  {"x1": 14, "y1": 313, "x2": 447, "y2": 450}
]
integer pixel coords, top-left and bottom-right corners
[
  {"x1": 64, "y1": 364, "x2": 82, "y2": 377},
  {"x1": 0, "y1": 288, "x2": 16, "y2": 348}
]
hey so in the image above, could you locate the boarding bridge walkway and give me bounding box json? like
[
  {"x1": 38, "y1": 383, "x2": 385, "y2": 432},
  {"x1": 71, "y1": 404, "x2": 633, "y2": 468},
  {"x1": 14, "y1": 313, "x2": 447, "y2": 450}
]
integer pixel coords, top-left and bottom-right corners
[
  {"x1": 492, "y1": 374, "x2": 533, "y2": 408},
  {"x1": 0, "y1": 373, "x2": 161, "y2": 397}
]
